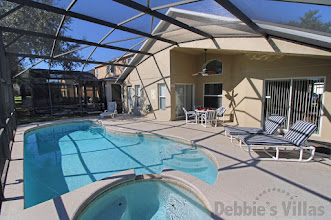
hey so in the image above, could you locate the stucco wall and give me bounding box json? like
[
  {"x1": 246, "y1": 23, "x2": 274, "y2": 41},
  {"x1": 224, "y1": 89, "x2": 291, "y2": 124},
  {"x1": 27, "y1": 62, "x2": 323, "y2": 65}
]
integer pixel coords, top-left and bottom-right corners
[
  {"x1": 232, "y1": 54, "x2": 331, "y2": 142},
  {"x1": 123, "y1": 49, "x2": 172, "y2": 121},
  {"x1": 169, "y1": 49, "x2": 331, "y2": 142},
  {"x1": 123, "y1": 37, "x2": 331, "y2": 141}
]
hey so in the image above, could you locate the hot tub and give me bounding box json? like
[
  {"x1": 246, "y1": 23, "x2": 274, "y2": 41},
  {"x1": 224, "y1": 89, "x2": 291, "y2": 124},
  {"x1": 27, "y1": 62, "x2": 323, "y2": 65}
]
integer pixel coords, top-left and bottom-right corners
[{"x1": 76, "y1": 179, "x2": 211, "y2": 220}]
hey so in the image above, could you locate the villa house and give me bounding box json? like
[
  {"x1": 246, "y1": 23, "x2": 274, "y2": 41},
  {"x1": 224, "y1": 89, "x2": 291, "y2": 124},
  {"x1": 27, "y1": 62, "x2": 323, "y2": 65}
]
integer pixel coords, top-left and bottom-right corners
[
  {"x1": 117, "y1": 8, "x2": 331, "y2": 143},
  {"x1": 94, "y1": 54, "x2": 134, "y2": 113}
]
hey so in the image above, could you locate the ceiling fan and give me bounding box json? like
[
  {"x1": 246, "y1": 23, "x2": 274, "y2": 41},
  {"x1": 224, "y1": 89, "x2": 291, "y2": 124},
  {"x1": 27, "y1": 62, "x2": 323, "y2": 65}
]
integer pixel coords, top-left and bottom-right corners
[{"x1": 192, "y1": 49, "x2": 218, "y2": 76}]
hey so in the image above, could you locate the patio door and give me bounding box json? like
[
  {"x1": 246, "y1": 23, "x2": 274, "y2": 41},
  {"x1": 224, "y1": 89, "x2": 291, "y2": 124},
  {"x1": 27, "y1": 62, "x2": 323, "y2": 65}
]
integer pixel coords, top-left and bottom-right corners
[
  {"x1": 263, "y1": 78, "x2": 324, "y2": 134},
  {"x1": 175, "y1": 84, "x2": 194, "y2": 117}
]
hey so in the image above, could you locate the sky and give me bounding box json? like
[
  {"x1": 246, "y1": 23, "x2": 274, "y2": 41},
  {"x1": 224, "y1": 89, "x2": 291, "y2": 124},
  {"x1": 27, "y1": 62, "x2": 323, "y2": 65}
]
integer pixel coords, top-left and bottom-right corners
[{"x1": 27, "y1": 0, "x2": 330, "y2": 71}]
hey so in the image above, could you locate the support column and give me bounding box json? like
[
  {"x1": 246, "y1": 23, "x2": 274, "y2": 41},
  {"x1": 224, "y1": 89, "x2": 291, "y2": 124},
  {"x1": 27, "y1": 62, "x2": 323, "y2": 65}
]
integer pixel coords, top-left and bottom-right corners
[
  {"x1": 84, "y1": 84, "x2": 87, "y2": 113},
  {"x1": 78, "y1": 83, "x2": 82, "y2": 116}
]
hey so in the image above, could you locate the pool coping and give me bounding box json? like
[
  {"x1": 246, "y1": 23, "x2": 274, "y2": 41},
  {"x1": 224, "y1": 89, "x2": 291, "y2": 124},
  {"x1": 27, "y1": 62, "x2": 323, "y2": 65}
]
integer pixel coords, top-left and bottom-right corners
[
  {"x1": 73, "y1": 177, "x2": 213, "y2": 220},
  {"x1": 1, "y1": 118, "x2": 219, "y2": 219},
  {"x1": 1, "y1": 118, "x2": 101, "y2": 217}
]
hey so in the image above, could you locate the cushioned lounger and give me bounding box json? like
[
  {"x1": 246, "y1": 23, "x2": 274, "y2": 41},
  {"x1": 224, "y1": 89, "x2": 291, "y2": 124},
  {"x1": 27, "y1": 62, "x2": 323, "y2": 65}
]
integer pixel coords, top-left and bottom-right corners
[
  {"x1": 224, "y1": 115, "x2": 285, "y2": 142},
  {"x1": 238, "y1": 120, "x2": 317, "y2": 162}
]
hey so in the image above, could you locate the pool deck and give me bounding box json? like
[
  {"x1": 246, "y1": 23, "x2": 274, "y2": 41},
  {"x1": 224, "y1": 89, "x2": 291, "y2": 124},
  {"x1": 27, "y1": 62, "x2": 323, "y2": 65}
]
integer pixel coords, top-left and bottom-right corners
[{"x1": 1, "y1": 114, "x2": 331, "y2": 219}]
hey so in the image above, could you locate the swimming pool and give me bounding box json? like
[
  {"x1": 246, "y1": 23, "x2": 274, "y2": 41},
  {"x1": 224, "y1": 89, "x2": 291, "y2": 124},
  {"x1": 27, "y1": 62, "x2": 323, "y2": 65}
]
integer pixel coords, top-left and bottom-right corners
[
  {"x1": 24, "y1": 121, "x2": 217, "y2": 208},
  {"x1": 76, "y1": 180, "x2": 211, "y2": 220}
]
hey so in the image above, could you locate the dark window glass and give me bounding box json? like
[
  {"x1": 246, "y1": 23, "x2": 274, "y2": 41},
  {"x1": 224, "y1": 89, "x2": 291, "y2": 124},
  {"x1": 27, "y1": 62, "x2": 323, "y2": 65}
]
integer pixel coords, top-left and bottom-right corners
[
  {"x1": 204, "y1": 97, "x2": 222, "y2": 108},
  {"x1": 204, "y1": 84, "x2": 222, "y2": 95}
]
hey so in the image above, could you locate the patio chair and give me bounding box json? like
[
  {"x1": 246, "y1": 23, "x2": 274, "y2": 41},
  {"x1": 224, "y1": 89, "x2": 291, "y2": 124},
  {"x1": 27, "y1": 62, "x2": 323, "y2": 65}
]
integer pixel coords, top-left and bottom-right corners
[
  {"x1": 238, "y1": 120, "x2": 316, "y2": 162},
  {"x1": 100, "y1": 101, "x2": 117, "y2": 118},
  {"x1": 216, "y1": 106, "x2": 227, "y2": 123},
  {"x1": 183, "y1": 107, "x2": 197, "y2": 124},
  {"x1": 224, "y1": 115, "x2": 285, "y2": 143},
  {"x1": 201, "y1": 110, "x2": 217, "y2": 128}
]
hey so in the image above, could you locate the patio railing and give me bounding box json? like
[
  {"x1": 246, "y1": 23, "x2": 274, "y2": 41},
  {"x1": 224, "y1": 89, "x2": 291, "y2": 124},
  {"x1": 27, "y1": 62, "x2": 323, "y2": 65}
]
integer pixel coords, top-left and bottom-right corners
[{"x1": 0, "y1": 110, "x2": 17, "y2": 201}]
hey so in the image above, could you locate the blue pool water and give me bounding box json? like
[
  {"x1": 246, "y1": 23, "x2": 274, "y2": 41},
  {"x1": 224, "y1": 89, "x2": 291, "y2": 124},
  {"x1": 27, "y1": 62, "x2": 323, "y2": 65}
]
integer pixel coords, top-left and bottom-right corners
[
  {"x1": 78, "y1": 180, "x2": 210, "y2": 220},
  {"x1": 24, "y1": 122, "x2": 217, "y2": 208}
]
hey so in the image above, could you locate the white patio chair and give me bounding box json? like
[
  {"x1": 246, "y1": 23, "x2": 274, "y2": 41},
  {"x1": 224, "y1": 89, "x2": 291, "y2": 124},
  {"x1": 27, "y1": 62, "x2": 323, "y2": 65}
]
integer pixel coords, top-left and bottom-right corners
[
  {"x1": 183, "y1": 107, "x2": 197, "y2": 124},
  {"x1": 238, "y1": 120, "x2": 316, "y2": 162},
  {"x1": 201, "y1": 110, "x2": 217, "y2": 128},
  {"x1": 100, "y1": 101, "x2": 117, "y2": 118},
  {"x1": 216, "y1": 106, "x2": 226, "y2": 123}
]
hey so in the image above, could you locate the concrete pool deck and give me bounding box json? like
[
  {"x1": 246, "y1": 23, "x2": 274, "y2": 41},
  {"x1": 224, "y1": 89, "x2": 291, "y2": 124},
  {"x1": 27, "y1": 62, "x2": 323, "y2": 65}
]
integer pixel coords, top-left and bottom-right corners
[{"x1": 1, "y1": 114, "x2": 331, "y2": 219}]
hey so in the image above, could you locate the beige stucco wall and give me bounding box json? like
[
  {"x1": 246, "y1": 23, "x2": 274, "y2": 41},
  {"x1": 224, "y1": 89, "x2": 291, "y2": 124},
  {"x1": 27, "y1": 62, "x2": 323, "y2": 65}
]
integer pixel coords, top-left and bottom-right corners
[
  {"x1": 123, "y1": 49, "x2": 172, "y2": 121},
  {"x1": 169, "y1": 49, "x2": 235, "y2": 121},
  {"x1": 123, "y1": 37, "x2": 331, "y2": 142},
  {"x1": 232, "y1": 54, "x2": 331, "y2": 142}
]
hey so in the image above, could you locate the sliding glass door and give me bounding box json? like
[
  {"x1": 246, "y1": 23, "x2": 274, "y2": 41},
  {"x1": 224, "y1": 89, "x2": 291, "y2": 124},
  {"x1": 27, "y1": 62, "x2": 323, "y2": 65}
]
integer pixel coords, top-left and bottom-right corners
[
  {"x1": 263, "y1": 78, "x2": 324, "y2": 133},
  {"x1": 175, "y1": 84, "x2": 194, "y2": 117}
]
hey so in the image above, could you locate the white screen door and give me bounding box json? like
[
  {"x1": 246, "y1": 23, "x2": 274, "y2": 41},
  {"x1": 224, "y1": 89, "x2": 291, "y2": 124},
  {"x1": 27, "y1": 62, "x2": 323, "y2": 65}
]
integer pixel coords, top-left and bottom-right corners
[{"x1": 264, "y1": 78, "x2": 324, "y2": 133}]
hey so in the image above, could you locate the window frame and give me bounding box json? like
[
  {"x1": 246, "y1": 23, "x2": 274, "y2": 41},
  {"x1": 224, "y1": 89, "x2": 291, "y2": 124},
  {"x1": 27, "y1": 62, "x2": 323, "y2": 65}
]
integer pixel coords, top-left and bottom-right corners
[
  {"x1": 203, "y1": 83, "x2": 223, "y2": 108},
  {"x1": 128, "y1": 86, "x2": 133, "y2": 111},
  {"x1": 106, "y1": 65, "x2": 115, "y2": 74},
  {"x1": 158, "y1": 83, "x2": 166, "y2": 110},
  {"x1": 135, "y1": 85, "x2": 141, "y2": 107}
]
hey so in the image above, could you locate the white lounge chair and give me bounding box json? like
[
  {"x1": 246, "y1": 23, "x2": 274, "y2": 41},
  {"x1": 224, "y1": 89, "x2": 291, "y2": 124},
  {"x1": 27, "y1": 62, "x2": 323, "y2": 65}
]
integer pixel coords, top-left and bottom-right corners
[
  {"x1": 238, "y1": 120, "x2": 316, "y2": 162},
  {"x1": 183, "y1": 107, "x2": 197, "y2": 124},
  {"x1": 100, "y1": 101, "x2": 117, "y2": 118},
  {"x1": 224, "y1": 115, "x2": 286, "y2": 143},
  {"x1": 201, "y1": 110, "x2": 217, "y2": 127},
  {"x1": 216, "y1": 106, "x2": 226, "y2": 123}
]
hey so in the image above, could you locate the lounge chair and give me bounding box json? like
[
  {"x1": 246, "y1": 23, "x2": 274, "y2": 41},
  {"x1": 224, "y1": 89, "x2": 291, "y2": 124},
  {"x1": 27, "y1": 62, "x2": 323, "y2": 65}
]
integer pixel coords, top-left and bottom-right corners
[
  {"x1": 100, "y1": 101, "x2": 117, "y2": 118},
  {"x1": 183, "y1": 107, "x2": 197, "y2": 124},
  {"x1": 216, "y1": 106, "x2": 226, "y2": 123},
  {"x1": 201, "y1": 110, "x2": 217, "y2": 127},
  {"x1": 238, "y1": 120, "x2": 317, "y2": 162},
  {"x1": 224, "y1": 115, "x2": 285, "y2": 143}
]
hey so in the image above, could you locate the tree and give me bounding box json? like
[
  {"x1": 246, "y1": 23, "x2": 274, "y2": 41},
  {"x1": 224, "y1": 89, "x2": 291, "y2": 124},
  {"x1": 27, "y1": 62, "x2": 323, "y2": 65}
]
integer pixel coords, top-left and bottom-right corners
[
  {"x1": 0, "y1": 0, "x2": 83, "y2": 74},
  {"x1": 287, "y1": 9, "x2": 331, "y2": 33}
]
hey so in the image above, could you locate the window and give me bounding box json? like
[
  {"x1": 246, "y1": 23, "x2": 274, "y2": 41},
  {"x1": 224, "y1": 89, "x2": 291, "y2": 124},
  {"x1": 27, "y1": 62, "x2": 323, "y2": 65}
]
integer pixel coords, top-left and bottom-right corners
[
  {"x1": 159, "y1": 84, "x2": 166, "y2": 110},
  {"x1": 204, "y1": 83, "x2": 222, "y2": 108},
  {"x1": 128, "y1": 87, "x2": 133, "y2": 110},
  {"x1": 135, "y1": 85, "x2": 141, "y2": 107},
  {"x1": 203, "y1": 59, "x2": 223, "y2": 75},
  {"x1": 106, "y1": 65, "x2": 115, "y2": 74},
  {"x1": 127, "y1": 58, "x2": 132, "y2": 64}
]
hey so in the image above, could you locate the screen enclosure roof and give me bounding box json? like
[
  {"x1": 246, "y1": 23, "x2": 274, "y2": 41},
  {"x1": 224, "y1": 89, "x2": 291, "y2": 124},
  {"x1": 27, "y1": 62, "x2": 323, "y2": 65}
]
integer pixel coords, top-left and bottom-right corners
[{"x1": 0, "y1": 0, "x2": 330, "y2": 81}]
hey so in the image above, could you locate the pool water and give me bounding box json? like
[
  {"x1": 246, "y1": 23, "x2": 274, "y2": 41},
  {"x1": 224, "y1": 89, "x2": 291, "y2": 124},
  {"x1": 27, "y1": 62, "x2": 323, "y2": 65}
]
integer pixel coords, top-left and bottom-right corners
[
  {"x1": 24, "y1": 122, "x2": 217, "y2": 208},
  {"x1": 77, "y1": 180, "x2": 211, "y2": 220}
]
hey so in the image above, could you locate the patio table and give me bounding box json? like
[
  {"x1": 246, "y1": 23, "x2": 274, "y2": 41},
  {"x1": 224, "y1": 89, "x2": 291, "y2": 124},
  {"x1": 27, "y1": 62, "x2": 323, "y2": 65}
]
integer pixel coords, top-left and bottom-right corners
[{"x1": 195, "y1": 109, "x2": 215, "y2": 125}]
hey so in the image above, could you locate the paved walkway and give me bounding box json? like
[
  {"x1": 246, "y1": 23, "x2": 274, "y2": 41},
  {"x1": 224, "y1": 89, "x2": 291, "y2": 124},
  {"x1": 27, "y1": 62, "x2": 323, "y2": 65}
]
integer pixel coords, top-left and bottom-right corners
[{"x1": 1, "y1": 115, "x2": 331, "y2": 219}]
